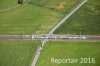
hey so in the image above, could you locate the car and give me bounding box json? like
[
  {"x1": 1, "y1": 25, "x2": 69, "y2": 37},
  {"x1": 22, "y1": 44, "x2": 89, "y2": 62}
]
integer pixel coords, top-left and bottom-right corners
[
  {"x1": 31, "y1": 36, "x2": 34, "y2": 39},
  {"x1": 82, "y1": 36, "x2": 86, "y2": 39}
]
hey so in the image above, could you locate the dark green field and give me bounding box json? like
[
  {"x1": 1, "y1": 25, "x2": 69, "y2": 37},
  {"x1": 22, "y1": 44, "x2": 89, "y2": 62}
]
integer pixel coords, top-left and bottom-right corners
[
  {"x1": 0, "y1": 40, "x2": 40, "y2": 66},
  {"x1": 54, "y1": 0, "x2": 100, "y2": 35},
  {"x1": 36, "y1": 41, "x2": 100, "y2": 66}
]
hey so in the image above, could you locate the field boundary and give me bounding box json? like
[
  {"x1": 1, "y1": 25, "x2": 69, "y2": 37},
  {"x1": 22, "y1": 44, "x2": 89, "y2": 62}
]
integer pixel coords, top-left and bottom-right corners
[{"x1": 0, "y1": 0, "x2": 30, "y2": 13}]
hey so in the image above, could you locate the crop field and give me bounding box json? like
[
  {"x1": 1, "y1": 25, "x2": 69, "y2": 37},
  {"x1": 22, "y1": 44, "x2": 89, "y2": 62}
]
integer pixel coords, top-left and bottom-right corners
[
  {"x1": 0, "y1": 40, "x2": 40, "y2": 66},
  {"x1": 31, "y1": 0, "x2": 81, "y2": 13},
  {"x1": 0, "y1": 0, "x2": 27, "y2": 10},
  {"x1": 0, "y1": 0, "x2": 99, "y2": 66},
  {"x1": 36, "y1": 41, "x2": 100, "y2": 66},
  {"x1": 0, "y1": 0, "x2": 18, "y2": 10},
  {"x1": 0, "y1": 4, "x2": 64, "y2": 35},
  {"x1": 0, "y1": 0, "x2": 80, "y2": 35},
  {"x1": 54, "y1": 0, "x2": 100, "y2": 35}
]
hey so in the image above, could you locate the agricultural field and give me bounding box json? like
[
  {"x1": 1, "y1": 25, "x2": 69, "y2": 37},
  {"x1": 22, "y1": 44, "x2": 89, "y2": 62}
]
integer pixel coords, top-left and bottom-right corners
[
  {"x1": 0, "y1": 4, "x2": 64, "y2": 35},
  {"x1": 0, "y1": 0, "x2": 99, "y2": 66},
  {"x1": 54, "y1": 0, "x2": 100, "y2": 35},
  {"x1": 0, "y1": 0, "x2": 18, "y2": 10},
  {"x1": 31, "y1": 0, "x2": 81, "y2": 13},
  {"x1": 0, "y1": 0, "x2": 28, "y2": 10},
  {"x1": 0, "y1": 40, "x2": 40, "y2": 66},
  {"x1": 0, "y1": 0, "x2": 81, "y2": 35},
  {"x1": 36, "y1": 41, "x2": 100, "y2": 66}
]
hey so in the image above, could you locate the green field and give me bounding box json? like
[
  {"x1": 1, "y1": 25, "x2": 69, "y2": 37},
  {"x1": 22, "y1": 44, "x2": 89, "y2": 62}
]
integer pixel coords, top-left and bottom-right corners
[
  {"x1": 0, "y1": 0, "x2": 18, "y2": 10},
  {"x1": 0, "y1": 40, "x2": 40, "y2": 66},
  {"x1": 0, "y1": 0, "x2": 27, "y2": 10},
  {"x1": 54, "y1": 0, "x2": 100, "y2": 35},
  {"x1": 0, "y1": 4, "x2": 64, "y2": 35},
  {"x1": 31, "y1": 0, "x2": 81, "y2": 13},
  {"x1": 36, "y1": 41, "x2": 100, "y2": 66},
  {"x1": 0, "y1": 0, "x2": 100, "y2": 66},
  {"x1": 0, "y1": 0, "x2": 81, "y2": 35}
]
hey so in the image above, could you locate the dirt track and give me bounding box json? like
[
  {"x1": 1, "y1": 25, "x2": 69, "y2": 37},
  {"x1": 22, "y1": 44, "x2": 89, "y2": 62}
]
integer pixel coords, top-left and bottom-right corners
[{"x1": 0, "y1": 0, "x2": 30, "y2": 13}]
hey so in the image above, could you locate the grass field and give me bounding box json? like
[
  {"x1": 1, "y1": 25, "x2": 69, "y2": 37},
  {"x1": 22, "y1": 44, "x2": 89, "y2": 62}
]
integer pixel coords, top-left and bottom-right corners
[
  {"x1": 0, "y1": 4, "x2": 64, "y2": 35},
  {"x1": 0, "y1": 0, "x2": 27, "y2": 10},
  {"x1": 0, "y1": 0, "x2": 81, "y2": 35},
  {"x1": 0, "y1": 0, "x2": 18, "y2": 10},
  {"x1": 54, "y1": 0, "x2": 100, "y2": 35},
  {"x1": 0, "y1": 40, "x2": 40, "y2": 66},
  {"x1": 36, "y1": 41, "x2": 100, "y2": 66},
  {"x1": 31, "y1": 0, "x2": 81, "y2": 13}
]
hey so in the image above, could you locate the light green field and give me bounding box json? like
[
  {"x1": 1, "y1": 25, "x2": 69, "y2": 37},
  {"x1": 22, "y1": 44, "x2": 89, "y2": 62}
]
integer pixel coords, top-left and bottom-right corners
[
  {"x1": 0, "y1": 0, "x2": 27, "y2": 10},
  {"x1": 31, "y1": 0, "x2": 81, "y2": 13},
  {"x1": 0, "y1": 4, "x2": 64, "y2": 35},
  {"x1": 0, "y1": 0, "x2": 80, "y2": 35},
  {"x1": 54, "y1": 0, "x2": 100, "y2": 35},
  {"x1": 0, "y1": 40, "x2": 40, "y2": 66},
  {"x1": 36, "y1": 41, "x2": 100, "y2": 66},
  {"x1": 0, "y1": 0, "x2": 17, "y2": 10}
]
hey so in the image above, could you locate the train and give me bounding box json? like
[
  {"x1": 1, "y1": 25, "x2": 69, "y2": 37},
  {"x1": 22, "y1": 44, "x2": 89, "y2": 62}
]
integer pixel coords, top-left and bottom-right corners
[{"x1": 31, "y1": 35, "x2": 86, "y2": 40}]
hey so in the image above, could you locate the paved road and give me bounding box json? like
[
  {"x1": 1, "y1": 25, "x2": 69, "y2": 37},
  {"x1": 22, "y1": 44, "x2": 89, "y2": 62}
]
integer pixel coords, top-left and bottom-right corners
[
  {"x1": 0, "y1": 35, "x2": 31, "y2": 40},
  {"x1": 0, "y1": 35, "x2": 100, "y2": 41},
  {"x1": 31, "y1": 0, "x2": 88, "y2": 66}
]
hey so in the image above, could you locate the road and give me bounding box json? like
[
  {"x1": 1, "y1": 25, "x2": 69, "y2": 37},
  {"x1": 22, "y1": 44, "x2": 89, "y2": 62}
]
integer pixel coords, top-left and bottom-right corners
[
  {"x1": 0, "y1": 35, "x2": 100, "y2": 41},
  {"x1": 0, "y1": 35, "x2": 31, "y2": 40},
  {"x1": 31, "y1": 0, "x2": 88, "y2": 66}
]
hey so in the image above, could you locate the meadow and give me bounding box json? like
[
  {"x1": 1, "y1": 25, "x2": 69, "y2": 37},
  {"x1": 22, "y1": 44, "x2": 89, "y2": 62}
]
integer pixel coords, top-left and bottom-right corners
[
  {"x1": 54, "y1": 0, "x2": 100, "y2": 35},
  {"x1": 0, "y1": 0, "x2": 27, "y2": 10},
  {"x1": 0, "y1": 40, "x2": 40, "y2": 66},
  {"x1": 36, "y1": 41, "x2": 100, "y2": 66},
  {"x1": 31, "y1": 0, "x2": 81, "y2": 13},
  {"x1": 0, "y1": 4, "x2": 64, "y2": 35},
  {"x1": 0, "y1": 0, "x2": 80, "y2": 35},
  {"x1": 0, "y1": 0, "x2": 99, "y2": 66},
  {"x1": 0, "y1": 0, "x2": 18, "y2": 10}
]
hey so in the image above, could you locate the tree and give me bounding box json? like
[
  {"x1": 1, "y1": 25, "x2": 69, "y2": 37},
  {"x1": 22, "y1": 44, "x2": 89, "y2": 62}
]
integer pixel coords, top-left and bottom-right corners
[{"x1": 18, "y1": 0, "x2": 23, "y2": 4}]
